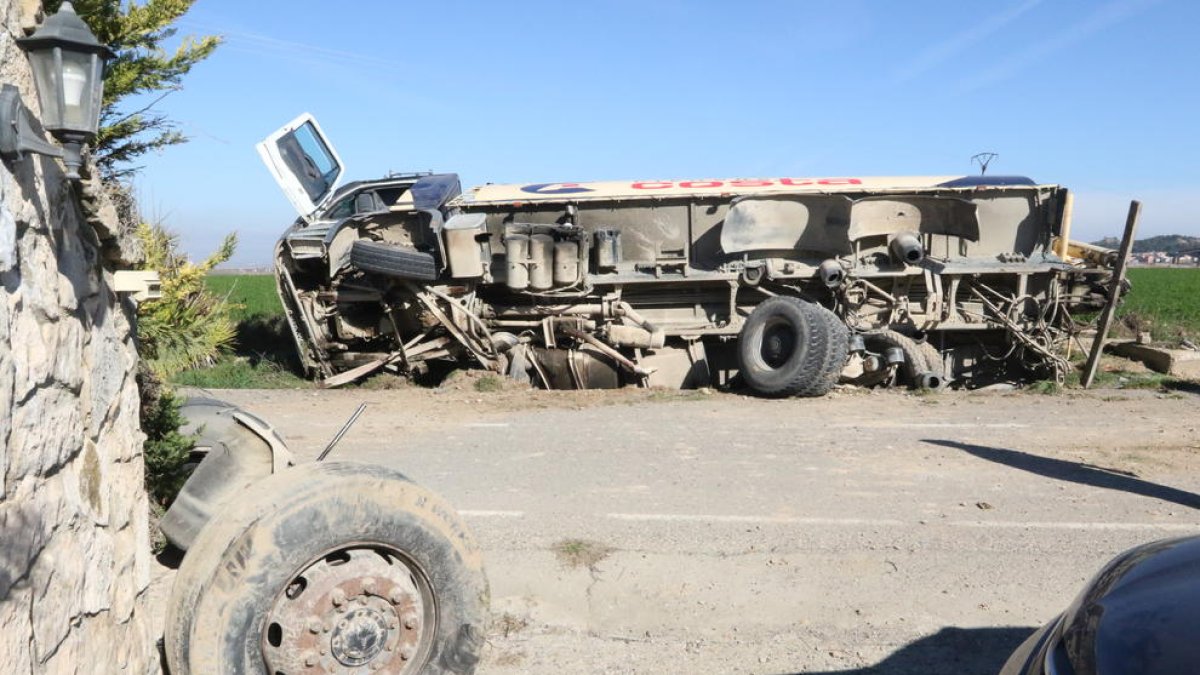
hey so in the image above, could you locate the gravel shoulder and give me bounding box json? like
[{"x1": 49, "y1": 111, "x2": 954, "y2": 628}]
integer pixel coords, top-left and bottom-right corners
[{"x1": 172, "y1": 383, "x2": 1200, "y2": 674}]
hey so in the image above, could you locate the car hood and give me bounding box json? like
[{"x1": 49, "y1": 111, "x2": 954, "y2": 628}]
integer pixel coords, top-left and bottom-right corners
[{"x1": 1059, "y1": 535, "x2": 1200, "y2": 675}]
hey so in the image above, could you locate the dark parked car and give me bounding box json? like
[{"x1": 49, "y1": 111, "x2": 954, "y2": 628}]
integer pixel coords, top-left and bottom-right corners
[{"x1": 1001, "y1": 535, "x2": 1200, "y2": 675}]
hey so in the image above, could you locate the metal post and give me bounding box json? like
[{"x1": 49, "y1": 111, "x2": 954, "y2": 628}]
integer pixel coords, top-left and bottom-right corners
[
  {"x1": 1081, "y1": 200, "x2": 1141, "y2": 388},
  {"x1": 316, "y1": 403, "x2": 368, "y2": 461}
]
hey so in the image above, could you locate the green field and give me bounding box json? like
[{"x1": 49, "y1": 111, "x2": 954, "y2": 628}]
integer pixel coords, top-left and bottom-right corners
[
  {"x1": 172, "y1": 274, "x2": 307, "y2": 389},
  {"x1": 205, "y1": 274, "x2": 283, "y2": 322},
  {"x1": 1118, "y1": 268, "x2": 1200, "y2": 339},
  {"x1": 180, "y1": 269, "x2": 1199, "y2": 388}
]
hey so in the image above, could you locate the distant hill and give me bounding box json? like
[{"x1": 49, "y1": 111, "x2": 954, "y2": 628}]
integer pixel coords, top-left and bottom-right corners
[{"x1": 1091, "y1": 234, "x2": 1200, "y2": 255}]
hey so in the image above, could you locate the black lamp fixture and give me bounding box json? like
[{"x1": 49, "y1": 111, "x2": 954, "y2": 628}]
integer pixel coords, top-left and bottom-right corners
[{"x1": 1, "y1": 2, "x2": 112, "y2": 180}]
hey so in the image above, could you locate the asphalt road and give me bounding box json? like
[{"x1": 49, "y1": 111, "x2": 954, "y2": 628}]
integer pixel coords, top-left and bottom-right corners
[{"x1": 210, "y1": 385, "x2": 1200, "y2": 674}]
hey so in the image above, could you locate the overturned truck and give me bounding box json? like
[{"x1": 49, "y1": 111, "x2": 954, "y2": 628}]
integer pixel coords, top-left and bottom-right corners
[{"x1": 261, "y1": 114, "x2": 1116, "y2": 396}]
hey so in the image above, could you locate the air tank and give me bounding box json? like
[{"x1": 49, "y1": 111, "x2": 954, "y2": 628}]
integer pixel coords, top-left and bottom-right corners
[
  {"x1": 528, "y1": 234, "x2": 554, "y2": 291},
  {"x1": 554, "y1": 241, "x2": 580, "y2": 286},
  {"x1": 505, "y1": 235, "x2": 530, "y2": 290}
]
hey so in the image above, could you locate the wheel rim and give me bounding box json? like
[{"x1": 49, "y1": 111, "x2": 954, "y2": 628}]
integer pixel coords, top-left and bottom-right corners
[
  {"x1": 261, "y1": 545, "x2": 436, "y2": 674},
  {"x1": 759, "y1": 317, "x2": 797, "y2": 369}
]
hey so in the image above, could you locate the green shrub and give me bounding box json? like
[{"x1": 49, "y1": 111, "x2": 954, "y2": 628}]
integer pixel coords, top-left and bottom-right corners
[
  {"x1": 135, "y1": 222, "x2": 238, "y2": 378},
  {"x1": 130, "y1": 220, "x2": 238, "y2": 505},
  {"x1": 137, "y1": 367, "x2": 197, "y2": 507}
]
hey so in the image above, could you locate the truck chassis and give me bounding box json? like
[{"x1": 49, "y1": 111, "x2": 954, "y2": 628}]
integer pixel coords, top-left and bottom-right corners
[{"x1": 262, "y1": 115, "x2": 1115, "y2": 396}]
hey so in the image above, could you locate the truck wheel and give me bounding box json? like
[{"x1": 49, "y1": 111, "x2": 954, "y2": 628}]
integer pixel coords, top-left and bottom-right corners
[
  {"x1": 350, "y1": 240, "x2": 439, "y2": 281},
  {"x1": 164, "y1": 461, "x2": 488, "y2": 675},
  {"x1": 737, "y1": 297, "x2": 849, "y2": 397}
]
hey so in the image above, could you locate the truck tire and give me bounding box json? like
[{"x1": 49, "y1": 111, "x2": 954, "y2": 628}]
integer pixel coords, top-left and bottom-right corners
[
  {"x1": 164, "y1": 461, "x2": 488, "y2": 675},
  {"x1": 737, "y1": 297, "x2": 849, "y2": 397},
  {"x1": 350, "y1": 240, "x2": 439, "y2": 281}
]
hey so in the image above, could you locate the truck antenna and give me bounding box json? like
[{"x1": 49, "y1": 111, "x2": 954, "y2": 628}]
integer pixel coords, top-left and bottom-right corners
[{"x1": 971, "y1": 152, "x2": 998, "y2": 175}]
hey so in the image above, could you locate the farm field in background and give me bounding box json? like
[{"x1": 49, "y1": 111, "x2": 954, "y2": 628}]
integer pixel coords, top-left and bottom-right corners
[
  {"x1": 180, "y1": 269, "x2": 1200, "y2": 389},
  {"x1": 205, "y1": 274, "x2": 283, "y2": 322},
  {"x1": 173, "y1": 274, "x2": 306, "y2": 389},
  {"x1": 1120, "y1": 268, "x2": 1200, "y2": 339}
]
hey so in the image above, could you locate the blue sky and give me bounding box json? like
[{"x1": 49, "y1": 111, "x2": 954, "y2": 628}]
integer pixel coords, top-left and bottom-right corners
[{"x1": 129, "y1": 0, "x2": 1198, "y2": 266}]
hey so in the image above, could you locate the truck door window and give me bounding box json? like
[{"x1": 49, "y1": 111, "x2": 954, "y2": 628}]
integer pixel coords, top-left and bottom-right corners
[{"x1": 277, "y1": 121, "x2": 339, "y2": 203}]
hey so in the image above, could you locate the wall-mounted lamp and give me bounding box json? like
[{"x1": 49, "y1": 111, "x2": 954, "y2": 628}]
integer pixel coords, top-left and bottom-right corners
[
  {"x1": 0, "y1": 2, "x2": 112, "y2": 180},
  {"x1": 0, "y1": 85, "x2": 64, "y2": 164}
]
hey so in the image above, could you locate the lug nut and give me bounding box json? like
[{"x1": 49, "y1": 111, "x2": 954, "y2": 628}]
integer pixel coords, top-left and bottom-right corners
[
  {"x1": 303, "y1": 651, "x2": 319, "y2": 667},
  {"x1": 403, "y1": 614, "x2": 417, "y2": 630},
  {"x1": 308, "y1": 618, "x2": 322, "y2": 634},
  {"x1": 400, "y1": 646, "x2": 415, "y2": 661},
  {"x1": 330, "y1": 589, "x2": 346, "y2": 606}
]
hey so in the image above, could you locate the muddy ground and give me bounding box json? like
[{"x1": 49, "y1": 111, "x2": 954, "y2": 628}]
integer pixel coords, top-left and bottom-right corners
[{"x1": 162, "y1": 378, "x2": 1200, "y2": 673}]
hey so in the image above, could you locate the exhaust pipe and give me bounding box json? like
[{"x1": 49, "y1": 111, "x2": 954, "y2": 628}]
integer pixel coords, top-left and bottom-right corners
[
  {"x1": 918, "y1": 372, "x2": 945, "y2": 390},
  {"x1": 890, "y1": 232, "x2": 924, "y2": 265},
  {"x1": 614, "y1": 302, "x2": 666, "y2": 349},
  {"x1": 817, "y1": 259, "x2": 846, "y2": 288}
]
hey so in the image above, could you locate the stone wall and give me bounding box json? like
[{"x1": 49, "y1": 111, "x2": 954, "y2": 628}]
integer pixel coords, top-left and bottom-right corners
[{"x1": 0, "y1": 0, "x2": 158, "y2": 672}]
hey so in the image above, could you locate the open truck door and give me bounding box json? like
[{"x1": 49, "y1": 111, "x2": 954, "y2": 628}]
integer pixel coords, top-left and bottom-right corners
[{"x1": 255, "y1": 113, "x2": 344, "y2": 221}]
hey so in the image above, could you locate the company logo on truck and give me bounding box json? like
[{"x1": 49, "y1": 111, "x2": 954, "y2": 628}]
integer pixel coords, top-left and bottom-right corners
[{"x1": 520, "y1": 183, "x2": 596, "y2": 195}]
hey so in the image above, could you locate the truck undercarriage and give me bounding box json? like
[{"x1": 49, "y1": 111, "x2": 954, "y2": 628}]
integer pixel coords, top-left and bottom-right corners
[{"x1": 262, "y1": 115, "x2": 1116, "y2": 396}]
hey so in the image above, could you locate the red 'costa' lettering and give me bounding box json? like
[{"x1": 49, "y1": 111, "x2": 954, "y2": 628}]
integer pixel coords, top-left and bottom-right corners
[{"x1": 629, "y1": 178, "x2": 864, "y2": 190}]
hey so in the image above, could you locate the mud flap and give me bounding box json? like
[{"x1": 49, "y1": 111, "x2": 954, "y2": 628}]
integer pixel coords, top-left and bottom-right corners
[{"x1": 160, "y1": 398, "x2": 294, "y2": 551}]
